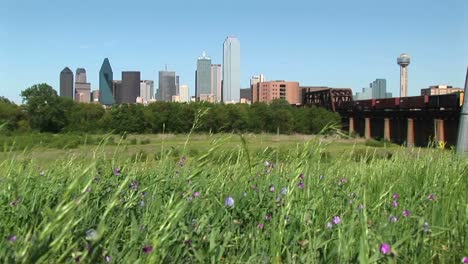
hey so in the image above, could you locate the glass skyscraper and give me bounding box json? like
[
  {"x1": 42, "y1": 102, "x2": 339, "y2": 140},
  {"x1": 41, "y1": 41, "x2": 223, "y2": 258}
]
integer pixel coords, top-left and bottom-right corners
[
  {"x1": 99, "y1": 58, "x2": 115, "y2": 105},
  {"x1": 60, "y1": 67, "x2": 74, "y2": 99},
  {"x1": 157, "y1": 70, "x2": 177, "y2": 102},
  {"x1": 223, "y1": 36, "x2": 240, "y2": 103},
  {"x1": 121, "y1": 71, "x2": 141, "y2": 103},
  {"x1": 196, "y1": 52, "x2": 212, "y2": 98}
]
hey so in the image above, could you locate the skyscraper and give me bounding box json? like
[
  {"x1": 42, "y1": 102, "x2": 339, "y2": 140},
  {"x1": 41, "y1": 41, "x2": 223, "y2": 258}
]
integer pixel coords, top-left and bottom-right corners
[
  {"x1": 157, "y1": 70, "x2": 177, "y2": 102},
  {"x1": 140, "y1": 80, "x2": 154, "y2": 104},
  {"x1": 354, "y1": 79, "x2": 391, "y2": 100},
  {"x1": 196, "y1": 52, "x2": 212, "y2": 99},
  {"x1": 211, "y1": 64, "x2": 222, "y2": 102},
  {"x1": 60, "y1": 67, "x2": 74, "y2": 99},
  {"x1": 179, "y1": 85, "x2": 190, "y2": 102},
  {"x1": 99, "y1": 58, "x2": 115, "y2": 105},
  {"x1": 120, "y1": 71, "x2": 141, "y2": 103},
  {"x1": 75, "y1": 68, "x2": 91, "y2": 103},
  {"x1": 223, "y1": 36, "x2": 240, "y2": 103}
]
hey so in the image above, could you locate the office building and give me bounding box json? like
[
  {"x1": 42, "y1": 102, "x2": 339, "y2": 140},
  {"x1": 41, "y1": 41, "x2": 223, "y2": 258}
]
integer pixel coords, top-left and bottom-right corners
[
  {"x1": 99, "y1": 58, "x2": 115, "y2": 105},
  {"x1": 91, "y1": 90, "x2": 100, "y2": 103},
  {"x1": 60, "y1": 67, "x2": 74, "y2": 99},
  {"x1": 179, "y1": 84, "x2": 190, "y2": 103},
  {"x1": 157, "y1": 70, "x2": 177, "y2": 102},
  {"x1": 112, "y1": 80, "x2": 122, "y2": 103},
  {"x1": 250, "y1": 74, "x2": 265, "y2": 86},
  {"x1": 421, "y1": 85, "x2": 463, "y2": 96},
  {"x1": 120, "y1": 71, "x2": 140, "y2": 103},
  {"x1": 140, "y1": 80, "x2": 154, "y2": 104},
  {"x1": 196, "y1": 52, "x2": 212, "y2": 99},
  {"x1": 240, "y1": 88, "x2": 251, "y2": 101},
  {"x1": 223, "y1": 36, "x2": 240, "y2": 103},
  {"x1": 75, "y1": 68, "x2": 91, "y2": 103},
  {"x1": 211, "y1": 64, "x2": 222, "y2": 102},
  {"x1": 199, "y1": 94, "x2": 215, "y2": 103},
  {"x1": 252, "y1": 81, "x2": 301, "y2": 105},
  {"x1": 355, "y1": 79, "x2": 391, "y2": 100}
]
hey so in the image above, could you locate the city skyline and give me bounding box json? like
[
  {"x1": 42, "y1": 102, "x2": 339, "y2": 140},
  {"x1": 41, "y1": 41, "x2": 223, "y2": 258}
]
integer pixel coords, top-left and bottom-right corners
[{"x1": 1, "y1": 0, "x2": 467, "y2": 103}]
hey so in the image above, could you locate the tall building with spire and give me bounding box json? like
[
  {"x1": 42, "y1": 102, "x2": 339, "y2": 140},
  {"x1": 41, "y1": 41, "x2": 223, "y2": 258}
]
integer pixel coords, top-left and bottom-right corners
[
  {"x1": 223, "y1": 36, "x2": 240, "y2": 103},
  {"x1": 196, "y1": 52, "x2": 212, "y2": 100},
  {"x1": 99, "y1": 58, "x2": 115, "y2": 105},
  {"x1": 60, "y1": 67, "x2": 74, "y2": 99}
]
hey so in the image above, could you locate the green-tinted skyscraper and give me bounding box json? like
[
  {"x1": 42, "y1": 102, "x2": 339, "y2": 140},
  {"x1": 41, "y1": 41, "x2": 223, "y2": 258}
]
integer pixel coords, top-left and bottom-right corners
[{"x1": 99, "y1": 58, "x2": 115, "y2": 105}]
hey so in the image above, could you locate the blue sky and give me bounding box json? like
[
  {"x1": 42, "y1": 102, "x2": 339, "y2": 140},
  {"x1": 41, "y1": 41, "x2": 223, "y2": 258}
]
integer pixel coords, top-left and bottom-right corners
[{"x1": 1, "y1": 0, "x2": 467, "y2": 103}]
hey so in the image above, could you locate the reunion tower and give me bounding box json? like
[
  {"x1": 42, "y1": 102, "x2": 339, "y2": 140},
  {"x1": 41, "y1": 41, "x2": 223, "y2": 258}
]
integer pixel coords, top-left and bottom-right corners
[{"x1": 397, "y1": 53, "x2": 411, "y2": 97}]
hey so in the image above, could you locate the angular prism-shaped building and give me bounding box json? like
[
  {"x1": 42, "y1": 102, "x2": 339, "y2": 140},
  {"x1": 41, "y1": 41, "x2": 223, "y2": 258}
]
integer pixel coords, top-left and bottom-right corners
[{"x1": 99, "y1": 58, "x2": 115, "y2": 105}]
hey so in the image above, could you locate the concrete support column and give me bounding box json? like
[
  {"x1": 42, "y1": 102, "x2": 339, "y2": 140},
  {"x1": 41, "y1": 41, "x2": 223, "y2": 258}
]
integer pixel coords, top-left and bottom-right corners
[
  {"x1": 434, "y1": 119, "x2": 445, "y2": 143},
  {"x1": 384, "y1": 118, "x2": 391, "y2": 141},
  {"x1": 364, "y1": 117, "x2": 371, "y2": 139},
  {"x1": 407, "y1": 118, "x2": 415, "y2": 147},
  {"x1": 349, "y1": 117, "x2": 355, "y2": 135}
]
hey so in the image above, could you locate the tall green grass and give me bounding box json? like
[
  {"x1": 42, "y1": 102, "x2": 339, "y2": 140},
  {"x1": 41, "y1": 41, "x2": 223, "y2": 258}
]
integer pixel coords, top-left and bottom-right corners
[{"x1": 0, "y1": 135, "x2": 467, "y2": 263}]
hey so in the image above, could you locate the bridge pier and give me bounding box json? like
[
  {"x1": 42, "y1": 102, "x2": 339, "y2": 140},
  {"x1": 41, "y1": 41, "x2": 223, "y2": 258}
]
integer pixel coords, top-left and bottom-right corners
[
  {"x1": 349, "y1": 117, "x2": 355, "y2": 135},
  {"x1": 434, "y1": 119, "x2": 445, "y2": 144},
  {"x1": 407, "y1": 118, "x2": 415, "y2": 147},
  {"x1": 365, "y1": 117, "x2": 371, "y2": 139},
  {"x1": 384, "y1": 118, "x2": 391, "y2": 141}
]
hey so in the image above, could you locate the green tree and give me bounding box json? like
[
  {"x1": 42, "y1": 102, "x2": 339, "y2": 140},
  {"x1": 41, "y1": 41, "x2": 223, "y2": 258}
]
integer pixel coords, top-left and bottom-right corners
[
  {"x1": 0, "y1": 97, "x2": 27, "y2": 131},
  {"x1": 21, "y1": 83, "x2": 71, "y2": 132}
]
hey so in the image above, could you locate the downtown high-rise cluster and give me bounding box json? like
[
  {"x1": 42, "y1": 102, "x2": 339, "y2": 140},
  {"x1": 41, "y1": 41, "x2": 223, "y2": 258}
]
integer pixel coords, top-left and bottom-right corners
[{"x1": 59, "y1": 36, "x2": 242, "y2": 106}]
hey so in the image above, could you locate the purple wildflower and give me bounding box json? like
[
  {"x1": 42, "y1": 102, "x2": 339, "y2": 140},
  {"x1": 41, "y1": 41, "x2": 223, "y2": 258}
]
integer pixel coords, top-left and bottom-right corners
[
  {"x1": 225, "y1": 196, "x2": 235, "y2": 207},
  {"x1": 389, "y1": 215, "x2": 398, "y2": 223},
  {"x1": 105, "y1": 255, "x2": 111, "y2": 263},
  {"x1": 142, "y1": 245, "x2": 153, "y2": 253},
  {"x1": 298, "y1": 173, "x2": 304, "y2": 179},
  {"x1": 269, "y1": 185, "x2": 275, "y2": 192},
  {"x1": 392, "y1": 200, "x2": 398, "y2": 207},
  {"x1": 332, "y1": 216, "x2": 341, "y2": 225},
  {"x1": 380, "y1": 243, "x2": 391, "y2": 255},
  {"x1": 8, "y1": 235, "x2": 17, "y2": 242},
  {"x1": 297, "y1": 182, "x2": 305, "y2": 189},
  {"x1": 392, "y1": 193, "x2": 400, "y2": 200},
  {"x1": 178, "y1": 156, "x2": 186, "y2": 167},
  {"x1": 402, "y1": 210, "x2": 410, "y2": 218},
  {"x1": 427, "y1": 194, "x2": 436, "y2": 201},
  {"x1": 257, "y1": 223, "x2": 264, "y2": 230},
  {"x1": 130, "y1": 180, "x2": 139, "y2": 191},
  {"x1": 193, "y1": 192, "x2": 200, "y2": 198},
  {"x1": 462, "y1": 257, "x2": 468, "y2": 263},
  {"x1": 113, "y1": 167, "x2": 121, "y2": 176}
]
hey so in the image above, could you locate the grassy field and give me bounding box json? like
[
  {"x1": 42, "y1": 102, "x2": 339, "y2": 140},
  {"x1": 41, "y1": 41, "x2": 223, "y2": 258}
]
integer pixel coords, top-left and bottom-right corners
[{"x1": 1, "y1": 133, "x2": 467, "y2": 263}]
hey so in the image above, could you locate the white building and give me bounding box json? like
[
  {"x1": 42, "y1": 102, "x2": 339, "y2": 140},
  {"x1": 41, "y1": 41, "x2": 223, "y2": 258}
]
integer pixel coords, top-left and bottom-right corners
[
  {"x1": 211, "y1": 64, "x2": 222, "y2": 102},
  {"x1": 223, "y1": 36, "x2": 240, "y2": 103},
  {"x1": 140, "y1": 80, "x2": 154, "y2": 104},
  {"x1": 179, "y1": 84, "x2": 190, "y2": 103}
]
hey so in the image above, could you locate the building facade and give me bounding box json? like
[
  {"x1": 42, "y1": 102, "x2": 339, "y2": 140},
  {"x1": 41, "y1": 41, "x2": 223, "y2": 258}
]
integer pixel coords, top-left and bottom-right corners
[
  {"x1": 99, "y1": 58, "x2": 115, "y2": 105},
  {"x1": 60, "y1": 67, "x2": 74, "y2": 99},
  {"x1": 75, "y1": 68, "x2": 91, "y2": 103},
  {"x1": 120, "y1": 71, "x2": 140, "y2": 103},
  {"x1": 196, "y1": 52, "x2": 212, "y2": 99},
  {"x1": 355, "y1": 79, "x2": 391, "y2": 100},
  {"x1": 140, "y1": 80, "x2": 154, "y2": 104},
  {"x1": 179, "y1": 84, "x2": 190, "y2": 103},
  {"x1": 421, "y1": 85, "x2": 463, "y2": 95},
  {"x1": 223, "y1": 36, "x2": 240, "y2": 103},
  {"x1": 211, "y1": 64, "x2": 222, "y2": 102},
  {"x1": 252, "y1": 81, "x2": 301, "y2": 105},
  {"x1": 157, "y1": 70, "x2": 177, "y2": 102},
  {"x1": 91, "y1": 90, "x2": 100, "y2": 103}
]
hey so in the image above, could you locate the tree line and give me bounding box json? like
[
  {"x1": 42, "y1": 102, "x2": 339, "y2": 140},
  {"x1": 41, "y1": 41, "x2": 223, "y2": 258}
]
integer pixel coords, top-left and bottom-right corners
[{"x1": 0, "y1": 83, "x2": 340, "y2": 134}]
